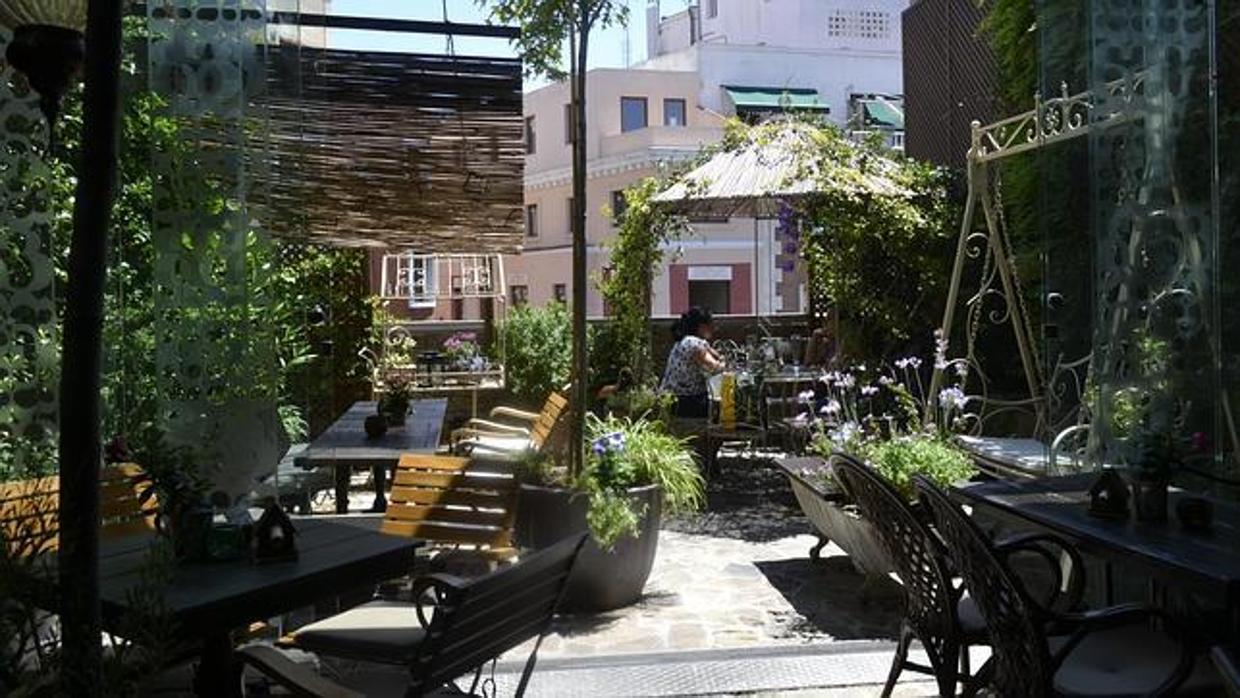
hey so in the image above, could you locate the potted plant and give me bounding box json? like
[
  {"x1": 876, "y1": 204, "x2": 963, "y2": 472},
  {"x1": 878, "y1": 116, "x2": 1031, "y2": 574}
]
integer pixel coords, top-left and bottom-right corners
[
  {"x1": 774, "y1": 355, "x2": 975, "y2": 576},
  {"x1": 443, "y1": 331, "x2": 484, "y2": 372},
  {"x1": 379, "y1": 378, "x2": 412, "y2": 427},
  {"x1": 513, "y1": 414, "x2": 704, "y2": 612},
  {"x1": 1124, "y1": 397, "x2": 1188, "y2": 523}
]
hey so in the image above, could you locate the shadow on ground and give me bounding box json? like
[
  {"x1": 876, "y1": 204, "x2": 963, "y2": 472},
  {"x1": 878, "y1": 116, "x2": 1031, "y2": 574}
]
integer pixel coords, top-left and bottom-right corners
[
  {"x1": 757, "y1": 555, "x2": 904, "y2": 642},
  {"x1": 664, "y1": 455, "x2": 811, "y2": 543}
]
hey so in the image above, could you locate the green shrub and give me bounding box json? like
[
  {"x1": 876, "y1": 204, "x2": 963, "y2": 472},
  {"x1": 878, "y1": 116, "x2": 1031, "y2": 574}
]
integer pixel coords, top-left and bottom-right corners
[
  {"x1": 858, "y1": 435, "x2": 975, "y2": 501},
  {"x1": 495, "y1": 302, "x2": 572, "y2": 405}
]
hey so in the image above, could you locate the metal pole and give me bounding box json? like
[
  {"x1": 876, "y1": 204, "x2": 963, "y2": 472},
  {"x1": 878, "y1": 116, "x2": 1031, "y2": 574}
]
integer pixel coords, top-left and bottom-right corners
[
  {"x1": 569, "y1": 5, "x2": 590, "y2": 476},
  {"x1": 926, "y1": 122, "x2": 982, "y2": 423},
  {"x1": 58, "y1": 0, "x2": 123, "y2": 694}
]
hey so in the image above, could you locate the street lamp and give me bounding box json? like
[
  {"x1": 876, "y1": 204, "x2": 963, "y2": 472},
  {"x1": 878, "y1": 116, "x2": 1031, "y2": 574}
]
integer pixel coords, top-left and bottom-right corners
[{"x1": 1, "y1": 1, "x2": 87, "y2": 131}]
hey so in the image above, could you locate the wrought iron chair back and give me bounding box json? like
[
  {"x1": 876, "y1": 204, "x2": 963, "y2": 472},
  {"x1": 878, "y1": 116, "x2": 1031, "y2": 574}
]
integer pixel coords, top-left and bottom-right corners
[
  {"x1": 914, "y1": 474, "x2": 1055, "y2": 698},
  {"x1": 829, "y1": 453, "x2": 965, "y2": 697}
]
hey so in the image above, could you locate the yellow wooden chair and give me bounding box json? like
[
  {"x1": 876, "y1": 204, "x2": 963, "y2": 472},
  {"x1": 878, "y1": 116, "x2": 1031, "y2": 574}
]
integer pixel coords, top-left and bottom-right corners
[
  {"x1": 1, "y1": 463, "x2": 158, "y2": 557},
  {"x1": 382, "y1": 454, "x2": 519, "y2": 562},
  {"x1": 450, "y1": 391, "x2": 569, "y2": 460}
]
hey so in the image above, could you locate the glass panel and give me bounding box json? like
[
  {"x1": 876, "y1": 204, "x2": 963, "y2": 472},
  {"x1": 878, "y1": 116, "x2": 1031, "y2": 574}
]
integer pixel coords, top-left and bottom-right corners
[
  {"x1": 621, "y1": 97, "x2": 648, "y2": 132},
  {"x1": 147, "y1": 1, "x2": 281, "y2": 510},
  {"x1": 664, "y1": 98, "x2": 686, "y2": 127},
  {"x1": 0, "y1": 30, "x2": 58, "y2": 479},
  {"x1": 1038, "y1": 0, "x2": 1227, "y2": 486}
]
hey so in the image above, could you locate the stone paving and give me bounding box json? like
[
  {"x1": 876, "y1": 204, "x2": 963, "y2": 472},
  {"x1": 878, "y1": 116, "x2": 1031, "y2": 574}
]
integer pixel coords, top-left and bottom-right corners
[{"x1": 514, "y1": 458, "x2": 907, "y2": 659}]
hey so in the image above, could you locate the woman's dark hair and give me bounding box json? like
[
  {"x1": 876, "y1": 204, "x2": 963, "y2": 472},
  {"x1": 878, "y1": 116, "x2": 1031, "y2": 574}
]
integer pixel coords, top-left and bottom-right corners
[{"x1": 673, "y1": 307, "x2": 713, "y2": 340}]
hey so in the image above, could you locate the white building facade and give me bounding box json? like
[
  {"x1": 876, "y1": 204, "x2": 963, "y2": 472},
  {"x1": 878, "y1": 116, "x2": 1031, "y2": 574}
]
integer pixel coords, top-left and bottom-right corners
[{"x1": 508, "y1": 0, "x2": 909, "y2": 320}]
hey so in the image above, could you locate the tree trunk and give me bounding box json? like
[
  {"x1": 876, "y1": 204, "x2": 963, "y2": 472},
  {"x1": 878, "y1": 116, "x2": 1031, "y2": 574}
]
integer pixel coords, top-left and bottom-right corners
[
  {"x1": 569, "y1": 10, "x2": 591, "y2": 476},
  {"x1": 58, "y1": 2, "x2": 124, "y2": 695}
]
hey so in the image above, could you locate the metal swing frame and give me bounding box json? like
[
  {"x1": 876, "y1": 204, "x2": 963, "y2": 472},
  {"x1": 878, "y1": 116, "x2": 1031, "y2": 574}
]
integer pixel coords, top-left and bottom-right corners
[{"x1": 927, "y1": 74, "x2": 1147, "y2": 435}]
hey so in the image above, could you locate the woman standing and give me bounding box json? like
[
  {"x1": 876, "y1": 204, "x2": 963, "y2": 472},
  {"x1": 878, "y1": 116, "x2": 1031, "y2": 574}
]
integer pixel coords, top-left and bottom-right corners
[{"x1": 660, "y1": 307, "x2": 726, "y2": 418}]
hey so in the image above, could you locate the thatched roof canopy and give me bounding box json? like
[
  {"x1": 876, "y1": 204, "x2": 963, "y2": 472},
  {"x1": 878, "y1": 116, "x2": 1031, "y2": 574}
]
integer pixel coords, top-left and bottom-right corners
[{"x1": 253, "y1": 45, "x2": 525, "y2": 251}]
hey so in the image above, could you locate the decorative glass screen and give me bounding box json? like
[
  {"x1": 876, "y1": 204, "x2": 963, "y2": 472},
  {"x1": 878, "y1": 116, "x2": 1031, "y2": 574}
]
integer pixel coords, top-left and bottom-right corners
[{"x1": 0, "y1": 30, "x2": 58, "y2": 477}]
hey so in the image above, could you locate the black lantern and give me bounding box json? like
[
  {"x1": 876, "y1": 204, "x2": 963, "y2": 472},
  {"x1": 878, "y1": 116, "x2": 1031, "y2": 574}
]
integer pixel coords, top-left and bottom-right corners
[{"x1": 1, "y1": 1, "x2": 87, "y2": 133}]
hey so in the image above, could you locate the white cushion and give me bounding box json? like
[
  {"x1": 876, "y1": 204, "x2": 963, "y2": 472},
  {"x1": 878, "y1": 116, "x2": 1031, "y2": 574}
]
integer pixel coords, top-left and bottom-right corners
[
  {"x1": 956, "y1": 594, "x2": 987, "y2": 639},
  {"x1": 467, "y1": 434, "x2": 532, "y2": 453},
  {"x1": 291, "y1": 600, "x2": 426, "y2": 664},
  {"x1": 1052, "y1": 625, "x2": 1219, "y2": 696}
]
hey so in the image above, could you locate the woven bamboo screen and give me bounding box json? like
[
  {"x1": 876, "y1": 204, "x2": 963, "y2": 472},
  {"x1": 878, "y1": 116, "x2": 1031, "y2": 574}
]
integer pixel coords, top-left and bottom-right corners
[{"x1": 254, "y1": 45, "x2": 525, "y2": 252}]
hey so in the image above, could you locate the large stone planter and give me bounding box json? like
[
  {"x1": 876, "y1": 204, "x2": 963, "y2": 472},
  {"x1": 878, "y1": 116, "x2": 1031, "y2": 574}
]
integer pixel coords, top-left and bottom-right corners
[
  {"x1": 774, "y1": 456, "x2": 892, "y2": 577},
  {"x1": 515, "y1": 483, "x2": 662, "y2": 613}
]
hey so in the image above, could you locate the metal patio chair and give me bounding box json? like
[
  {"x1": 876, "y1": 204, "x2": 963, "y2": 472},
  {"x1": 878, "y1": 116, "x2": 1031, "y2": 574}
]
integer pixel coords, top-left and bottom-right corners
[
  {"x1": 915, "y1": 474, "x2": 1218, "y2": 697},
  {"x1": 241, "y1": 532, "x2": 588, "y2": 697}
]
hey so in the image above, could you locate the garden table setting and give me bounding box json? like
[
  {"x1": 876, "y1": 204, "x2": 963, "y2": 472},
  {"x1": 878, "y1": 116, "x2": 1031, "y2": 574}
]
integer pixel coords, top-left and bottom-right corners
[
  {"x1": 295, "y1": 398, "x2": 447, "y2": 513},
  {"x1": 952, "y1": 473, "x2": 1240, "y2": 642},
  {"x1": 26, "y1": 515, "x2": 422, "y2": 697}
]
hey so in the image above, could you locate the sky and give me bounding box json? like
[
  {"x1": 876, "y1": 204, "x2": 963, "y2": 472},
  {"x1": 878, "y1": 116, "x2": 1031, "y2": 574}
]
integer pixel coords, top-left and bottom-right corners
[{"x1": 325, "y1": 0, "x2": 694, "y2": 90}]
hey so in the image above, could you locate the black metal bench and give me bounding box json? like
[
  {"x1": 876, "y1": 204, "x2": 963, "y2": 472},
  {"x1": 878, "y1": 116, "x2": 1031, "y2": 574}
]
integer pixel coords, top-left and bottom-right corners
[{"x1": 239, "y1": 532, "x2": 588, "y2": 697}]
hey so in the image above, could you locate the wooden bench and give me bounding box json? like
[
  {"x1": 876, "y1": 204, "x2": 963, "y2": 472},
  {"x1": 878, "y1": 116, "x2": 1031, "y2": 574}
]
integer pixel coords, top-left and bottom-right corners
[
  {"x1": 0, "y1": 464, "x2": 158, "y2": 556},
  {"x1": 384, "y1": 454, "x2": 519, "y2": 562},
  {"x1": 242, "y1": 532, "x2": 588, "y2": 697}
]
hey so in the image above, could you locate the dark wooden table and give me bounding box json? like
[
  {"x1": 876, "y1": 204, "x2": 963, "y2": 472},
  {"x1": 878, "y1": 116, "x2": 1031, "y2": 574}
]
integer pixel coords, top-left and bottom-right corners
[
  {"x1": 69, "y1": 517, "x2": 421, "y2": 696},
  {"x1": 295, "y1": 399, "x2": 447, "y2": 512},
  {"x1": 953, "y1": 474, "x2": 1240, "y2": 639}
]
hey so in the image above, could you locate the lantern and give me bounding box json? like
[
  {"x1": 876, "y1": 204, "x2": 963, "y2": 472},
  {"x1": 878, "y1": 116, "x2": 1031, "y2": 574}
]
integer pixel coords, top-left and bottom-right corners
[{"x1": 1, "y1": 0, "x2": 87, "y2": 127}]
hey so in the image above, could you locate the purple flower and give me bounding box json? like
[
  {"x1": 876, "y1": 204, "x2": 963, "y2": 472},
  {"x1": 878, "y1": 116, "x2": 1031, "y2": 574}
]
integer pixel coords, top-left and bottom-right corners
[{"x1": 591, "y1": 431, "x2": 626, "y2": 456}]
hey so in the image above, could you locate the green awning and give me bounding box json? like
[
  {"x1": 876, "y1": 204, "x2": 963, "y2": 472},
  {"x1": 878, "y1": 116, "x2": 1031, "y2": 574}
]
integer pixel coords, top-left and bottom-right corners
[
  {"x1": 723, "y1": 86, "x2": 830, "y2": 114},
  {"x1": 860, "y1": 98, "x2": 904, "y2": 129}
]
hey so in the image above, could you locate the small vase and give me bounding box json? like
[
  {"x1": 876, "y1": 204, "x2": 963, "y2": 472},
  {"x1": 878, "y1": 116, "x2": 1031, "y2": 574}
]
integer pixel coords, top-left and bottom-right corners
[{"x1": 1131, "y1": 477, "x2": 1168, "y2": 523}]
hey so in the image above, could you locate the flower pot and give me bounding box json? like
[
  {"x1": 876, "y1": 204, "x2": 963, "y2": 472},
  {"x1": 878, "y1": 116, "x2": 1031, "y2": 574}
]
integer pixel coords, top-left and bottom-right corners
[
  {"x1": 774, "y1": 457, "x2": 892, "y2": 577},
  {"x1": 1131, "y1": 476, "x2": 1169, "y2": 523},
  {"x1": 515, "y1": 483, "x2": 662, "y2": 613}
]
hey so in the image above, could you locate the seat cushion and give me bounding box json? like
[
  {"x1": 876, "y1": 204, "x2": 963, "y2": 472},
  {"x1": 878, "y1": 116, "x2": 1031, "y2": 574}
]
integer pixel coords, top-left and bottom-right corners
[
  {"x1": 1052, "y1": 625, "x2": 1220, "y2": 696},
  {"x1": 465, "y1": 434, "x2": 531, "y2": 453},
  {"x1": 288, "y1": 600, "x2": 426, "y2": 664},
  {"x1": 956, "y1": 594, "x2": 988, "y2": 641}
]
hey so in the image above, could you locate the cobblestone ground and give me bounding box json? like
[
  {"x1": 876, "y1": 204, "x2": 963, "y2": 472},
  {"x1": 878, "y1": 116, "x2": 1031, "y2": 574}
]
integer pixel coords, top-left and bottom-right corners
[
  {"x1": 329, "y1": 454, "x2": 906, "y2": 658},
  {"x1": 522, "y1": 456, "x2": 906, "y2": 658}
]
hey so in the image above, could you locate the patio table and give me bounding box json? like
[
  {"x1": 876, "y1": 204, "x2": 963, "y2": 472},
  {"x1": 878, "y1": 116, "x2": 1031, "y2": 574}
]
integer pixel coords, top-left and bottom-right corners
[
  {"x1": 40, "y1": 517, "x2": 421, "y2": 697},
  {"x1": 953, "y1": 474, "x2": 1240, "y2": 641},
  {"x1": 295, "y1": 399, "x2": 447, "y2": 513}
]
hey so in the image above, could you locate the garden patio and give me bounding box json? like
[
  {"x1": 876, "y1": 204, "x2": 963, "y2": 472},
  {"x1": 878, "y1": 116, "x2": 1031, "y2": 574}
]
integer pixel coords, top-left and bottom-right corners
[{"x1": 3, "y1": 1, "x2": 1240, "y2": 697}]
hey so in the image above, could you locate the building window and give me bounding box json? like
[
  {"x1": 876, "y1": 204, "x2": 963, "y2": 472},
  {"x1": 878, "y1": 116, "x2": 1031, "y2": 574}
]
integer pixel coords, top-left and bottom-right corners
[
  {"x1": 620, "y1": 96, "x2": 648, "y2": 133},
  {"x1": 827, "y1": 9, "x2": 892, "y2": 40},
  {"x1": 525, "y1": 204, "x2": 539, "y2": 238},
  {"x1": 524, "y1": 115, "x2": 536, "y2": 154},
  {"x1": 564, "y1": 103, "x2": 574, "y2": 143},
  {"x1": 566, "y1": 197, "x2": 575, "y2": 234},
  {"x1": 510, "y1": 285, "x2": 529, "y2": 306},
  {"x1": 663, "y1": 98, "x2": 687, "y2": 127},
  {"x1": 706, "y1": 0, "x2": 718, "y2": 19},
  {"x1": 404, "y1": 254, "x2": 437, "y2": 309},
  {"x1": 553, "y1": 283, "x2": 567, "y2": 303},
  {"x1": 611, "y1": 190, "x2": 628, "y2": 225}
]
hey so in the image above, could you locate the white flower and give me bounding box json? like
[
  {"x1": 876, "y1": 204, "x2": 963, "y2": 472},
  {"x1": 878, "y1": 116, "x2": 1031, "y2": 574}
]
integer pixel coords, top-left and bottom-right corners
[
  {"x1": 828, "y1": 421, "x2": 861, "y2": 445},
  {"x1": 938, "y1": 387, "x2": 968, "y2": 411},
  {"x1": 894, "y1": 357, "x2": 923, "y2": 370},
  {"x1": 878, "y1": 375, "x2": 894, "y2": 387},
  {"x1": 797, "y1": 390, "x2": 815, "y2": 404},
  {"x1": 860, "y1": 385, "x2": 878, "y2": 397},
  {"x1": 819, "y1": 399, "x2": 842, "y2": 416}
]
